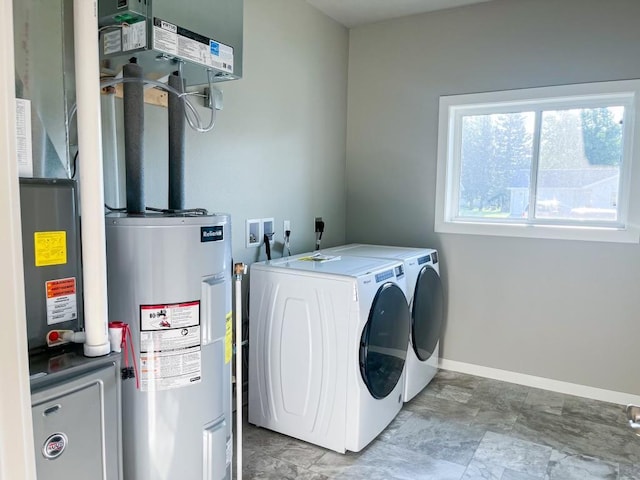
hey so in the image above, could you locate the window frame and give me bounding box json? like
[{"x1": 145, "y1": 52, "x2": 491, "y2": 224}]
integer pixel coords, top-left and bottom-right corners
[{"x1": 435, "y1": 80, "x2": 640, "y2": 243}]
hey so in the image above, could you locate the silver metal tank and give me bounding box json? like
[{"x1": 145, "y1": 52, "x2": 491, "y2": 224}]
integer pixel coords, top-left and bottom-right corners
[{"x1": 105, "y1": 213, "x2": 232, "y2": 480}]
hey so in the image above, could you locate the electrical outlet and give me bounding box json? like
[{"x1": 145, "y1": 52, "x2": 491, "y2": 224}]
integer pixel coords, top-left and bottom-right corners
[
  {"x1": 314, "y1": 216, "x2": 325, "y2": 250},
  {"x1": 246, "y1": 219, "x2": 261, "y2": 248},
  {"x1": 283, "y1": 220, "x2": 290, "y2": 237},
  {"x1": 262, "y1": 218, "x2": 275, "y2": 245}
]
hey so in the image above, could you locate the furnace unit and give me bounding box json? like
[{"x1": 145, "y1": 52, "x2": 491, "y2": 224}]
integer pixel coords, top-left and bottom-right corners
[
  {"x1": 20, "y1": 178, "x2": 123, "y2": 480},
  {"x1": 19, "y1": 178, "x2": 84, "y2": 352}
]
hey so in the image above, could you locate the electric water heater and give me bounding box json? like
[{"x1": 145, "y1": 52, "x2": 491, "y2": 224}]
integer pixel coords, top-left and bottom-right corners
[{"x1": 105, "y1": 213, "x2": 232, "y2": 480}]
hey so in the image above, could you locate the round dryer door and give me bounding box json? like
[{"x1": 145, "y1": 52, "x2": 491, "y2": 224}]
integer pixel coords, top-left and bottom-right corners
[
  {"x1": 359, "y1": 283, "x2": 410, "y2": 400},
  {"x1": 412, "y1": 266, "x2": 444, "y2": 361}
]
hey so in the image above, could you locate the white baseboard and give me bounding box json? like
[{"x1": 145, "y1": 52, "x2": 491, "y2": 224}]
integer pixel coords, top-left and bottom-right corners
[{"x1": 439, "y1": 358, "x2": 640, "y2": 406}]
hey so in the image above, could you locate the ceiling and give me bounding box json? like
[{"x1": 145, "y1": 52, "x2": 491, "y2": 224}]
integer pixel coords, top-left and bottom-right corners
[{"x1": 305, "y1": 0, "x2": 494, "y2": 28}]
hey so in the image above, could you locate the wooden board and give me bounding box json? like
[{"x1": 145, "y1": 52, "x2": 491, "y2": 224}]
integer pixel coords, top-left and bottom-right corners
[{"x1": 101, "y1": 84, "x2": 168, "y2": 108}]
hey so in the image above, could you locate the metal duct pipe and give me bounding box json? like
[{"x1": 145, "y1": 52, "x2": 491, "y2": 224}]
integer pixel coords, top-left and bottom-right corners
[
  {"x1": 73, "y1": 0, "x2": 110, "y2": 357},
  {"x1": 168, "y1": 71, "x2": 186, "y2": 210},
  {"x1": 123, "y1": 61, "x2": 145, "y2": 214}
]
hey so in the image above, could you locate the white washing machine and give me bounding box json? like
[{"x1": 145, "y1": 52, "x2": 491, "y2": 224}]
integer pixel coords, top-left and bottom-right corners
[
  {"x1": 321, "y1": 244, "x2": 443, "y2": 402},
  {"x1": 248, "y1": 253, "x2": 411, "y2": 453}
]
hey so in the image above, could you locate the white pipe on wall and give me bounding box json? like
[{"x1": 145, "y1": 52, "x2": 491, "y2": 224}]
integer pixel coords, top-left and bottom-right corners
[{"x1": 73, "y1": 0, "x2": 111, "y2": 357}]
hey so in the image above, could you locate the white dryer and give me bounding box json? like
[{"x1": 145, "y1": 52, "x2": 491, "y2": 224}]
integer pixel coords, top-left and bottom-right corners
[
  {"x1": 248, "y1": 253, "x2": 410, "y2": 453},
  {"x1": 321, "y1": 244, "x2": 443, "y2": 402}
]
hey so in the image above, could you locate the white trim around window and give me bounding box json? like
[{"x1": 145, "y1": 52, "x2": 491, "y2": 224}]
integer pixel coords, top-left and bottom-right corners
[{"x1": 435, "y1": 80, "x2": 640, "y2": 243}]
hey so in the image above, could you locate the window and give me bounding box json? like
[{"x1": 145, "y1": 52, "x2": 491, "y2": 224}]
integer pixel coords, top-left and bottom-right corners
[{"x1": 435, "y1": 80, "x2": 640, "y2": 243}]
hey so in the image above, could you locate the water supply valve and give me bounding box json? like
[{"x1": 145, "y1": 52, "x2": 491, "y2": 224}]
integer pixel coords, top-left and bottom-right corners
[{"x1": 46, "y1": 330, "x2": 86, "y2": 348}]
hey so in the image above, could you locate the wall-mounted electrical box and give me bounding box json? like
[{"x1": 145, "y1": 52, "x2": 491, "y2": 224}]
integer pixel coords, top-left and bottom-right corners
[
  {"x1": 246, "y1": 218, "x2": 277, "y2": 247},
  {"x1": 98, "y1": 0, "x2": 243, "y2": 86},
  {"x1": 262, "y1": 218, "x2": 274, "y2": 245},
  {"x1": 246, "y1": 219, "x2": 261, "y2": 248}
]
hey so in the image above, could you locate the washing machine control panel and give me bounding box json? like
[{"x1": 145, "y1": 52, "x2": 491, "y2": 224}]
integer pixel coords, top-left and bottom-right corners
[
  {"x1": 375, "y1": 269, "x2": 394, "y2": 283},
  {"x1": 374, "y1": 265, "x2": 405, "y2": 283}
]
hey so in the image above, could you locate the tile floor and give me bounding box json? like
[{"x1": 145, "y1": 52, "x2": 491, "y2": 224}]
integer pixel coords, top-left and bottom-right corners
[{"x1": 238, "y1": 370, "x2": 640, "y2": 479}]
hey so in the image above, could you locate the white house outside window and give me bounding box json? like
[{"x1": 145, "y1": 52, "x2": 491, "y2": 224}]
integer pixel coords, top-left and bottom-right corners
[{"x1": 434, "y1": 80, "x2": 640, "y2": 243}]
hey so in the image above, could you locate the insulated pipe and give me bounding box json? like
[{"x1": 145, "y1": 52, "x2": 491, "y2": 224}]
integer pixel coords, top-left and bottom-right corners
[
  {"x1": 168, "y1": 71, "x2": 186, "y2": 210},
  {"x1": 234, "y1": 263, "x2": 247, "y2": 480},
  {"x1": 123, "y1": 61, "x2": 145, "y2": 214},
  {"x1": 73, "y1": 0, "x2": 111, "y2": 357}
]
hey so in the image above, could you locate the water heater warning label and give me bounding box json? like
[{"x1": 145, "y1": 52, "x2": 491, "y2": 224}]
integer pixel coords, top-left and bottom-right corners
[
  {"x1": 140, "y1": 301, "x2": 199, "y2": 331},
  {"x1": 139, "y1": 301, "x2": 201, "y2": 391}
]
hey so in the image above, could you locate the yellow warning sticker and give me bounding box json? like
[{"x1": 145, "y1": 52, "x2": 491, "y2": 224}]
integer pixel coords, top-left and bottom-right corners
[
  {"x1": 225, "y1": 312, "x2": 233, "y2": 364},
  {"x1": 34, "y1": 231, "x2": 67, "y2": 267}
]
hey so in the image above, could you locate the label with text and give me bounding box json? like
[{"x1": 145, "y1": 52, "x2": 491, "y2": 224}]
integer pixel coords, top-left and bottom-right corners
[
  {"x1": 139, "y1": 301, "x2": 201, "y2": 391},
  {"x1": 45, "y1": 278, "x2": 77, "y2": 325}
]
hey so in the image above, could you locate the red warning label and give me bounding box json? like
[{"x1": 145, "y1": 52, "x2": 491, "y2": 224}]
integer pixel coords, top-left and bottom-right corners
[
  {"x1": 45, "y1": 277, "x2": 77, "y2": 325},
  {"x1": 46, "y1": 278, "x2": 76, "y2": 298}
]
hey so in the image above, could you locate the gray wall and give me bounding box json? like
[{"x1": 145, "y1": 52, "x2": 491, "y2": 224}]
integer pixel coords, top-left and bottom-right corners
[
  {"x1": 112, "y1": 0, "x2": 349, "y2": 265},
  {"x1": 346, "y1": 0, "x2": 640, "y2": 395}
]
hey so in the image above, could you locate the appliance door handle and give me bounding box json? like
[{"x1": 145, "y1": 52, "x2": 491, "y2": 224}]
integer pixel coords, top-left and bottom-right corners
[
  {"x1": 43, "y1": 404, "x2": 62, "y2": 416},
  {"x1": 203, "y1": 418, "x2": 228, "y2": 480},
  {"x1": 201, "y1": 273, "x2": 227, "y2": 345}
]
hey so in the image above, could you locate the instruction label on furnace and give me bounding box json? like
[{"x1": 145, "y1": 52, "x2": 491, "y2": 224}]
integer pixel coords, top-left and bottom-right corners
[
  {"x1": 34, "y1": 231, "x2": 67, "y2": 267},
  {"x1": 15, "y1": 98, "x2": 33, "y2": 177},
  {"x1": 139, "y1": 301, "x2": 201, "y2": 392},
  {"x1": 45, "y1": 277, "x2": 77, "y2": 325}
]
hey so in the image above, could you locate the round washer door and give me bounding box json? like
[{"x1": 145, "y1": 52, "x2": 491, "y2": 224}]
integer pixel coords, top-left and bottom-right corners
[
  {"x1": 412, "y1": 266, "x2": 444, "y2": 361},
  {"x1": 359, "y1": 282, "x2": 410, "y2": 399}
]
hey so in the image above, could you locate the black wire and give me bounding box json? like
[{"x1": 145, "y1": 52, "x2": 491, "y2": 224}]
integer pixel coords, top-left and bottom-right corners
[
  {"x1": 242, "y1": 282, "x2": 250, "y2": 389},
  {"x1": 104, "y1": 204, "x2": 127, "y2": 212},
  {"x1": 284, "y1": 230, "x2": 291, "y2": 257},
  {"x1": 146, "y1": 207, "x2": 209, "y2": 215},
  {"x1": 263, "y1": 234, "x2": 272, "y2": 260},
  {"x1": 71, "y1": 150, "x2": 79, "y2": 179}
]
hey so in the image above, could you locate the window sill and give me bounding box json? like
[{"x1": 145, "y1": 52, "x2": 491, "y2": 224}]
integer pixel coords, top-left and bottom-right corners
[{"x1": 434, "y1": 219, "x2": 640, "y2": 244}]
